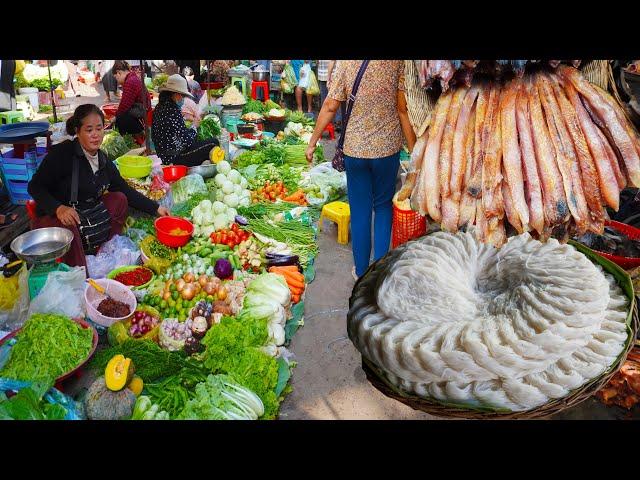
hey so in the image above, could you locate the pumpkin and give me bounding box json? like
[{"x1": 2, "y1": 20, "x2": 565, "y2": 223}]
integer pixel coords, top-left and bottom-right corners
[
  {"x1": 210, "y1": 146, "x2": 225, "y2": 164},
  {"x1": 105, "y1": 354, "x2": 135, "y2": 391},
  {"x1": 128, "y1": 376, "x2": 144, "y2": 397},
  {"x1": 84, "y1": 377, "x2": 137, "y2": 420}
]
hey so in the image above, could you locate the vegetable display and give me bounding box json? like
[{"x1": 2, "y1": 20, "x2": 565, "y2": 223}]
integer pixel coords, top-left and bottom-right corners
[
  {"x1": 197, "y1": 114, "x2": 222, "y2": 141},
  {"x1": 0, "y1": 314, "x2": 94, "y2": 384},
  {"x1": 113, "y1": 267, "x2": 153, "y2": 287}
]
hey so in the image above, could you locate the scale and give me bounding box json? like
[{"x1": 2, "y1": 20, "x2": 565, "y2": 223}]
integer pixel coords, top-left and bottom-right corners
[{"x1": 9, "y1": 227, "x2": 74, "y2": 299}]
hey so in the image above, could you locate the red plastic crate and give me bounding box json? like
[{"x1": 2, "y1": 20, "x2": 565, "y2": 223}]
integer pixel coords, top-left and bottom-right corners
[{"x1": 391, "y1": 203, "x2": 427, "y2": 248}]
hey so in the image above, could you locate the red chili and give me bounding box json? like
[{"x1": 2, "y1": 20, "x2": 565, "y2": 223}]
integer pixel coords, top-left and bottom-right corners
[{"x1": 114, "y1": 267, "x2": 152, "y2": 286}]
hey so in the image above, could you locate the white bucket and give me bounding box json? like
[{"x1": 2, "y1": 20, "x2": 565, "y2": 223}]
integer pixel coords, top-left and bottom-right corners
[{"x1": 18, "y1": 87, "x2": 39, "y2": 111}]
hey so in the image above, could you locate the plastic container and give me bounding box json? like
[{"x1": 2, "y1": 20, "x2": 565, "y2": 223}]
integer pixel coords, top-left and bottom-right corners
[
  {"x1": 155, "y1": 216, "x2": 194, "y2": 248},
  {"x1": 107, "y1": 265, "x2": 155, "y2": 290},
  {"x1": 589, "y1": 220, "x2": 640, "y2": 270},
  {"x1": 162, "y1": 165, "x2": 187, "y2": 183},
  {"x1": 28, "y1": 262, "x2": 71, "y2": 300},
  {"x1": 115, "y1": 155, "x2": 152, "y2": 178},
  {"x1": 391, "y1": 203, "x2": 427, "y2": 249},
  {"x1": 84, "y1": 278, "x2": 138, "y2": 328}
]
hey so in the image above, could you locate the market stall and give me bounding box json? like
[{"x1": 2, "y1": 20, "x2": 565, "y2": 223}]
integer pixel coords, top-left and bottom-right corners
[
  {"x1": 0, "y1": 86, "x2": 345, "y2": 420},
  {"x1": 350, "y1": 60, "x2": 640, "y2": 419}
]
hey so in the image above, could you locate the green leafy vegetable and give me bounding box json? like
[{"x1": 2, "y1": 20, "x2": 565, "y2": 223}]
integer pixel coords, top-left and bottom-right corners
[
  {"x1": 29, "y1": 77, "x2": 63, "y2": 92},
  {"x1": 0, "y1": 383, "x2": 67, "y2": 420},
  {"x1": 237, "y1": 201, "x2": 299, "y2": 220},
  {"x1": 145, "y1": 360, "x2": 210, "y2": 417},
  {"x1": 171, "y1": 192, "x2": 212, "y2": 219},
  {"x1": 89, "y1": 339, "x2": 189, "y2": 382},
  {"x1": 242, "y1": 98, "x2": 265, "y2": 115},
  {"x1": 286, "y1": 110, "x2": 315, "y2": 126},
  {"x1": 125, "y1": 215, "x2": 155, "y2": 236},
  {"x1": 101, "y1": 130, "x2": 131, "y2": 161},
  {"x1": 172, "y1": 174, "x2": 209, "y2": 204},
  {"x1": 151, "y1": 74, "x2": 168, "y2": 90},
  {"x1": 197, "y1": 114, "x2": 222, "y2": 141},
  {"x1": 0, "y1": 314, "x2": 93, "y2": 384}
]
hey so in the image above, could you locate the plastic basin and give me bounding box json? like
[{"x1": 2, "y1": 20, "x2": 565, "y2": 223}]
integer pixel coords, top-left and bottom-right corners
[
  {"x1": 107, "y1": 265, "x2": 155, "y2": 290},
  {"x1": 115, "y1": 155, "x2": 152, "y2": 179},
  {"x1": 84, "y1": 278, "x2": 138, "y2": 328},
  {"x1": 155, "y1": 216, "x2": 193, "y2": 248},
  {"x1": 162, "y1": 165, "x2": 188, "y2": 183}
]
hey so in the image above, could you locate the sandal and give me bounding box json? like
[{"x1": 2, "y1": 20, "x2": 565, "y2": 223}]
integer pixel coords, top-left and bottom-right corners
[{"x1": 0, "y1": 213, "x2": 18, "y2": 230}]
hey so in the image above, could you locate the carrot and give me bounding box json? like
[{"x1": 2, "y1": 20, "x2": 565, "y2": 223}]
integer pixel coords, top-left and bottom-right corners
[
  {"x1": 273, "y1": 268, "x2": 305, "y2": 288},
  {"x1": 291, "y1": 294, "x2": 301, "y2": 304},
  {"x1": 289, "y1": 286, "x2": 304, "y2": 296},
  {"x1": 269, "y1": 265, "x2": 299, "y2": 272}
]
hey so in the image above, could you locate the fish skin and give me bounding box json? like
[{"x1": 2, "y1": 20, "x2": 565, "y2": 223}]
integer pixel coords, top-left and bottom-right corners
[
  {"x1": 502, "y1": 168, "x2": 523, "y2": 233},
  {"x1": 414, "y1": 90, "x2": 453, "y2": 221},
  {"x1": 595, "y1": 122, "x2": 627, "y2": 191},
  {"x1": 558, "y1": 65, "x2": 640, "y2": 187},
  {"x1": 475, "y1": 197, "x2": 487, "y2": 243},
  {"x1": 458, "y1": 104, "x2": 478, "y2": 227},
  {"x1": 450, "y1": 86, "x2": 480, "y2": 200},
  {"x1": 515, "y1": 80, "x2": 545, "y2": 235},
  {"x1": 398, "y1": 132, "x2": 428, "y2": 202},
  {"x1": 440, "y1": 87, "x2": 468, "y2": 198},
  {"x1": 537, "y1": 73, "x2": 589, "y2": 234},
  {"x1": 467, "y1": 86, "x2": 490, "y2": 197},
  {"x1": 440, "y1": 195, "x2": 460, "y2": 232},
  {"x1": 500, "y1": 80, "x2": 530, "y2": 231},
  {"x1": 549, "y1": 73, "x2": 605, "y2": 233},
  {"x1": 526, "y1": 77, "x2": 569, "y2": 228},
  {"x1": 438, "y1": 61, "x2": 455, "y2": 92},
  {"x1": 482, "y1": 84, "x2": 504, "y2": 224}
]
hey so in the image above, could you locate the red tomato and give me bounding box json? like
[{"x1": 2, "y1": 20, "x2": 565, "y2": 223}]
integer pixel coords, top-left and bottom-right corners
[
  {"x1": 226, "y1": 241, "x2": 235, "y2": 249},
  {"x1": 220, "y1": 232, "x2": 228, "y2": 244},
  {"x1": 231, "y1": 223, "x2": 239, "y2": 233}
]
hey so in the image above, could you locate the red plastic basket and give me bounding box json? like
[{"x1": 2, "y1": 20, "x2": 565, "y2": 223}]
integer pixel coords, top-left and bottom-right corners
[
  {"x1": 392, "y1": 203, "x2": 427, "y2": 248},
  {"x1": 589, "y1": 220, "x2": 640, "y2": 270}
]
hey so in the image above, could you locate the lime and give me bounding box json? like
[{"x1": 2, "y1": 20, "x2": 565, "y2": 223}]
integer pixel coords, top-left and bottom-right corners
[
  {"x1": 171, "y1": 291, "x2": 179, "y2": 301},
  {"x1": 168, "y1": 298, "x2": 176, "y2": 308},
  {"x1": 206, "y1": 295, "x2": 214, "y2": 302},
  {"x1": 160, "y1": 300, "x2": 168, "y2": 310},
  {"x1": 169, "y1": 283, "x2": 177, "y2": 292}
]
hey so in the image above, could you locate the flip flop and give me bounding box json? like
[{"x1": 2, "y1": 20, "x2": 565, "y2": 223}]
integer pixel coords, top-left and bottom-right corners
[{"x1": 0, "y1": 214, "x2": 18, "y2": 230}]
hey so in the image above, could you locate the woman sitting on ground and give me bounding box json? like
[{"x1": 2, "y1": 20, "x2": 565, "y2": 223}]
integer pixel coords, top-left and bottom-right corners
[
  {"x1": 151, "y1": 74, "x2": 219, "y2": 166},
  {"x1": 28, "y1": 104, "x2": 170, "y2": 268},
  {"x1": 112, "y1": 60, "x2": 150, "y2": 135}
]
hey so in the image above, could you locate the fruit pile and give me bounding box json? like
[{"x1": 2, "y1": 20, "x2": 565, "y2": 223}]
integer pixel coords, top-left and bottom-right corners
[{"x1": 251, "y1": 180, "x2": 288, "y2": 203}]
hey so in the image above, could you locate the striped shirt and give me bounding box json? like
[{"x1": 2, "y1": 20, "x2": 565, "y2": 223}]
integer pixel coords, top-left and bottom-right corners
[{"x1": 317, "y1": 60, "x2": 330, "y2": 82}]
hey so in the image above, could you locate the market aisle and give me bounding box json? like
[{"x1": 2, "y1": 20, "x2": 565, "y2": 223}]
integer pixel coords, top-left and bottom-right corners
[{"x1": 279, "y1": 224, "x2": 436, "y2": 420}]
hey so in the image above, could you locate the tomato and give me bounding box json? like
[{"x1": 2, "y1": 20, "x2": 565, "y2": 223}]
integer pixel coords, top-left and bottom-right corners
[
  {"x1": 226, "y1": 241, "x2": 235, "y2": 249},
  {"x1": 231, "y1": 223, "x2": 239, "y2": 233},
  {"x1": 220, "y1": 232, "x2": 228, "y2": 244}
]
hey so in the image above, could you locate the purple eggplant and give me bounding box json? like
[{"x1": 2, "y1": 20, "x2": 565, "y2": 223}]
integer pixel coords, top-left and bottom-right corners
[{"x1": 235, "y1": 215, "x2": 249, "y2": 226}]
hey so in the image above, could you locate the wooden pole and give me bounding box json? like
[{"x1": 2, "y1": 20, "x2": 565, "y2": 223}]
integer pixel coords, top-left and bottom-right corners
[
  {"x1": 140, "y1": 59, "x2": 151, "y2": 153},
  {"x1": 47, "y1": 60, "x2": 58, "y2": 123},
  {"x1": 206, "y1": 59, "x2": 211, "y2": 105}
]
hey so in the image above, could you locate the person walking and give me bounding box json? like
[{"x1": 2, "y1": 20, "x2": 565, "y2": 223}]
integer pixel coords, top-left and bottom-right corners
[
  {"x1": 65, "y1": 60, "x2": 81, "y2": 97},
  {"x1": 305, "y1": 60, "x2": 416, "y2": 281}
]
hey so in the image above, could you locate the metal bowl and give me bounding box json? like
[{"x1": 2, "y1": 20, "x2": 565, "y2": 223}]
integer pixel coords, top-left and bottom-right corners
[
  {"x1": 252, "y1": 71, "x2": 270, "y2": 82},
  {"x1": 10, "y1": 227, "x2": 74, "y2": 264},
  {"x1": 188, "y1": 163, "x2": 217, "y2": 179}
]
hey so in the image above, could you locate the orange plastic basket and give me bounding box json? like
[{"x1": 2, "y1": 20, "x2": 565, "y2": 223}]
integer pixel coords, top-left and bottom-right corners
[{"x1": 391, "y1": 203, "x2": 427, "y2": 248}]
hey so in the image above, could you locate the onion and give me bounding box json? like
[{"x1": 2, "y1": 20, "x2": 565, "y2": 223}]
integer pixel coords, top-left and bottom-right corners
[
  {"x1": 203, "y1": 281, "x2": 216, "y2": 296},
  {"x1": 183, "y1": 272, "x2": 195, "y2": 283},
  {"x1": 198, "y1": 275, "x2": 209, "y2": 287},
  {"x1": 176, "y1": 279, "x2": 186, "y2": 292},
  {"x1": 217, "y1": 285, "x2": 228, "y2": 301},
  {"x1": 182, "y1": 284, "x2": 196, "y2": 301}
]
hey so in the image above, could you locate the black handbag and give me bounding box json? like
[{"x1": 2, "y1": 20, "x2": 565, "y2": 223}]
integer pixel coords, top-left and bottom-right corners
[
  {"x1": 70, "y1": 156, "x2": 112, "y2": 255},
  {"x1": 332, "y1": 60, "x2": 370, "y2": 172}
]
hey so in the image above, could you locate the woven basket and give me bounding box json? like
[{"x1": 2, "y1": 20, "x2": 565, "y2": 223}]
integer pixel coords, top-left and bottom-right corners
[{"x1": 353, "y1": 237, "x2": 639, "y2": 419}]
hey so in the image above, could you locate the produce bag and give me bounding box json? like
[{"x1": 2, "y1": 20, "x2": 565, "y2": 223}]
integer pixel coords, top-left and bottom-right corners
[
  {"x1": 281, "y1": 64, "x2": 297, "y2": 94},
  {"x1": 86, "y1": 235, "x2": 141, "y2": 279},
  {"x1": 27, "y1": 266, "x2": 87, "y2": 319},
  {"x1": 0, "y1": 378, "x2": 84, "y2": 420},
  {"x1": 298, "y1": 64, "x2": 311, "y2": 90},
  {"x1": 171, "y1": 174, "x2": 209, "y2": 205},
  {"x1": 0, "y1": 264, "x2": 30, "y2": 333},
  {"x1": 306, "y1": 70, "x2": 320, "y2": 96}
]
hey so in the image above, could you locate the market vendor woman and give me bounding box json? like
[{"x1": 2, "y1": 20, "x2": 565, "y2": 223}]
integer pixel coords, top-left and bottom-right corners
[
  {"x1": 151, "y1": 74, "x2": 219, "y2": 167},
  {"x1": 28, "y1": 104, "x2": 170, "y2": 268}
]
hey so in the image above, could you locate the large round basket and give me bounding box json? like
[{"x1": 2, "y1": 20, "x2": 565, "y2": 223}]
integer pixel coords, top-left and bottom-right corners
[{"x1": 350, "y1": 237, "x2": 639, "y2": 419}]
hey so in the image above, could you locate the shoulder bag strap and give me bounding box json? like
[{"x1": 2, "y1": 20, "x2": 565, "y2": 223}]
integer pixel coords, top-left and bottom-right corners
[
  {"x1": 70, "y1": 154, "x2": 79, "y2": 207},
  {"x1": 337, "y1": 60, "x2": 370, "y2": 151}
]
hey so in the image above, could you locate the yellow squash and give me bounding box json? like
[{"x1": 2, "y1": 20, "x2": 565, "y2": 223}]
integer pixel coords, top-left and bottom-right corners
[{"x1": 105, "y1": 354, "x2": 135, "y2": 392}]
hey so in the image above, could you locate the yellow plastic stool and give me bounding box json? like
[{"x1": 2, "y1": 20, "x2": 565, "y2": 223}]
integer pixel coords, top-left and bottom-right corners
[{"x1": 319, "y1": 201, "x2": 351, "y2": 244}]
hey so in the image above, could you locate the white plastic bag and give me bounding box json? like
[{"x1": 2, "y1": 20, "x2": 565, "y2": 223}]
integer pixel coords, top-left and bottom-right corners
[
  {"x1": 27, "y1": 266, "x2": 87, "y2": 319},
  {"x1": 298, "y1": 63, "x2": 311, "y2": 89},
  {"x1": 86, "y1": 235, "x2": 141, "y2": 279},
  {"x1": 0, "y1": 265, "x2": 30, "y2": 332}
]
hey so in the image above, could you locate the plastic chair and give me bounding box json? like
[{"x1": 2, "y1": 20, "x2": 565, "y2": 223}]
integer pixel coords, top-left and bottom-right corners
[
  {"x1": 323, "y1": 122, "x2": 335, "y2": 140},
  {"x1": 319, "y1": 201, "x2": 351, "y2": 245},
  {"x1": 251, "y1": 80, "x2": 269, "y2": 101},
  {"x1": 229, "y1": 76, "x2": 248, "y2": 97},
  {"x1": 0, "y1": 111, "x2": 25, "y2": 125}
]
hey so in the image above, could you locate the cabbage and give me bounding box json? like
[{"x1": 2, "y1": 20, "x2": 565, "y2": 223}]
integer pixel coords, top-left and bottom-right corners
[
  {"x1": 213, "y1": 214, "x2": 230, "y2": 231},
  {"x1": 246, "y1": 273, "x2": 290, "y2": 307},
  {"x1": 212, "y1": 201, "x2": 226, "y2": 214},
  {"x1": 214, "y1": 173, "x2": 227, "y2": 187},
  {"x1": 224, "y1": 193, "x2": 239, "y2": 208},
  {"x1": 233, "y1": 184, "x2": 243, "y2": 195},
  {"x1": 217, "y1": 160, "x2": 231, "y2": 175},
  {"x1": 268, "y1": 323, "x2": 285, "y2": 346},
  {"x1": 239, "y1": 196, "x2": 251, "y2": 207},
  {"x1": 200, "y1": 225, "x2": 216, "y2": 237},
  {"x1": 221, "y1": 180, "x2": 235, "y2": 195},
  {"x1": 214, "y1": 258, "x2": 233, "y2": 279},
  {"x1": 228, "y1": 170, "x2": 242, "y2": 184},
  {"x1": 215, "y1": 189, "x2": 225, "y2": 202},
  {"x1": 239, "y1": 177, "x2": 248, "y2": 189},
  {"x1": 172, "y1": 174, "x2": 209, "y2": 204}
]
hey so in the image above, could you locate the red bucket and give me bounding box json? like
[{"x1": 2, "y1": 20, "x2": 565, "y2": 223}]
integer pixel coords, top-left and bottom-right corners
[
  {"x1": 392, "y1": 203, "x2": 427, "y2": 248},
  {"x1": 589, "y1": 220, "x2": 640, "y2": 270}
]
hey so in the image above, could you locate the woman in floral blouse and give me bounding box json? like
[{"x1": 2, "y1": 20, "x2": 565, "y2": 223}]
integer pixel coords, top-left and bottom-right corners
[
  {"x1": 306, "y1": 60, "x2": 416, "y2": 280},
  {"x1": 151, "y1": 74, "x2": 218, "y2": 166}
]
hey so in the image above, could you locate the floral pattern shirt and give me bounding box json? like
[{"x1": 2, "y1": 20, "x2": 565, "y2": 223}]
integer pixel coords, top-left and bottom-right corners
[{"x1": 328, "y1": 60, "x2": 405, "y2": 159}]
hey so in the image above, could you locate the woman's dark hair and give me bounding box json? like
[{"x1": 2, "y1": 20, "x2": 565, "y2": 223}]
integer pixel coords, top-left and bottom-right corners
[
  {"x1": 111, "y1": 60, "x2": 130, "y2": 75},
  {"x1": 158, "y1": 90, "x2": 176, "y2": 104},
  {"x1": 66, "y1": 104, "x2": 104, "y2": 135},
  {"x1": 182, "y1": 66, "x2": 194, "y2": 77}
]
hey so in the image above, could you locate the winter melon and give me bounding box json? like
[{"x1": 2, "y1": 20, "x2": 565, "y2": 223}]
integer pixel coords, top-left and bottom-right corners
[{"x1": 84, "y1": 377, "x2": 137, "y2": 420}]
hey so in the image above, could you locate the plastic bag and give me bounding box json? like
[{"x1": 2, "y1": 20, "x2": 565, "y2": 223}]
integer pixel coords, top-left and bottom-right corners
[
  {"x1": 298, "y1": 64, "x2": 311, "y2": 90},
  {"x1": 0, "y1": 378, "x2": 85, "y2": 420},
  {"x1": 171, "y1": 174, "x2": 209, "y2": 204},
  {"x1": 125, "y1": 227, "x2": 148, "y2": 244},
  {"x1": 306, "y1": 70, "x2": 320, "y2": 96},
  {"x1": 86, "y1": 235, "x2": 141, "y2": 279},
  {"x1": 27, "y1": 266, "x2": 87, "y2": 319},
  {"x1": 281, "y1": 64, "x2": 297, "y2": 94},
  {"x1": 0, "y1": 265, "x2": 30, "y2": 332}
]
